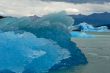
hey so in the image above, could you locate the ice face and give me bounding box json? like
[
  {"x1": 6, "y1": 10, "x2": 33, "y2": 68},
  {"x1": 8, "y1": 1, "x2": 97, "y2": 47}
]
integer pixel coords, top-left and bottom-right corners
[
  {"x1": 0, "y1": 31, "x2": 70, "y2": 73},
  {"x1": 77, "y1": 22, "x2": 109, "y2": 32},
  {"x1": 0, "y1": 12, "x2": 88, "y2": 73},
  {"x1": 0, "y1": 69, "x2": 16, "y2": 73}
]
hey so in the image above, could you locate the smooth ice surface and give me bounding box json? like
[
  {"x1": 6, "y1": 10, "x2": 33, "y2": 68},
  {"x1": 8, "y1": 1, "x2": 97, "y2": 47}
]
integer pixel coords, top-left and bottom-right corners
[
  {"x1": 0, "y1": 12, "x2": 87, "y2": 73},
  {"x1": 77, "y1": 22, "x2": 109, "y2": 32}
]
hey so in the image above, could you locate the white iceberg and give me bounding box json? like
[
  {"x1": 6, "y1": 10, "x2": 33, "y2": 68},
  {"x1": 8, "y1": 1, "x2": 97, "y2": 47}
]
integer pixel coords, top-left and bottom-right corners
[{"x1": 77, "y1": 22, "x2": 109, "y2": 32}]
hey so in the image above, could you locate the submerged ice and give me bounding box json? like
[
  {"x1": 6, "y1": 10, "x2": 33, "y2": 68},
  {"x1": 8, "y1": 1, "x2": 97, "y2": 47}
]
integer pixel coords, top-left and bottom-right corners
[
  {"x1": 0, "y1": 12, "x2": 87, "y2": 73},
  {"x1": 71, "y1": 32, "x2": 95, "y2": 38}
]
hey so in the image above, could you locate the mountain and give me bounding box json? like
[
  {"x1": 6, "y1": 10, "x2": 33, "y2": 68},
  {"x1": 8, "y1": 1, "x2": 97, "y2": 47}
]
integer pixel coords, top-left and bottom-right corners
[
  {"x1": 70, "y1": 12, "x2": 110, "y2": 28},
  {"x1": 1, "y1": 12, "x2": 110, "y2": 29},
  {"x1": 0, "y1": 16, "x2": 4, "y2": 19}
]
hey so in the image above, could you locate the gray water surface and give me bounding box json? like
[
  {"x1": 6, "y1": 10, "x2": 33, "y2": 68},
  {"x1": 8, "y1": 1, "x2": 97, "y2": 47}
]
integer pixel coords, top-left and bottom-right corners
[{"x1": 50, "y1": 32, "x2": 110, "y2": 73}]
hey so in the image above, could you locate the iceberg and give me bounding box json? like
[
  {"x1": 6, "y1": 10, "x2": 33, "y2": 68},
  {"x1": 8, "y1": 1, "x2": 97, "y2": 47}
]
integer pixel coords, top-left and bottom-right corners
[
  {"x1": 0, "y1": 12, "x2": 87, "y2": 73},
  {"x1": 97, "y1": 26, "x2": 109, "y2": 32},
  {"x1": 77, "y1": 22, "x2": 109, "y2": 32},
  {"x1": 0, "y1": 31, "x2": 70, "y2": 73},
  {"x1": 0, "y1": 69, "x2": 15, "y2": 73}
]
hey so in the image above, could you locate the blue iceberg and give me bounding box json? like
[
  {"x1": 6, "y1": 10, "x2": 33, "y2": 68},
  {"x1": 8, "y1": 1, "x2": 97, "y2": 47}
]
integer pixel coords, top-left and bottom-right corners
[
  {"x1": 0, "y1": 69, "x2": 16, "y2": 73},
  {"x1": 0, "y1": 31, "x2": 70, "y2": 73},
  {"x1": 0, "y1": 12, "x2": 87, "y2": 73},
  {"x1": 77, "y1": 22, "x2": 109, "y2": 32}
]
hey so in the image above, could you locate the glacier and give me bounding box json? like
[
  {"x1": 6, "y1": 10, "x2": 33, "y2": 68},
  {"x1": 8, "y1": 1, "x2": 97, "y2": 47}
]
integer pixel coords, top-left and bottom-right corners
[{"x1": 0, "y1": 12, "x2": 87, "y2": 73}]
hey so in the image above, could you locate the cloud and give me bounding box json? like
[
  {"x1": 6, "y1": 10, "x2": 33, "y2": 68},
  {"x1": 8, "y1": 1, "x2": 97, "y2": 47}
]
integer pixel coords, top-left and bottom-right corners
[
  {"x1": 42, "y1": 0, "x2": 110, "y2": 4},
  {"x1": 0, "y1": 0, "x2": 110, "y2": 17}
]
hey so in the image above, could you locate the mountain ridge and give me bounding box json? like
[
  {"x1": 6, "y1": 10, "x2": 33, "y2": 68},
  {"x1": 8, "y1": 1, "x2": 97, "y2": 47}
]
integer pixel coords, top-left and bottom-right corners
[{"x1": 70, "y1": 12, "x2": 110, "y2": 28}]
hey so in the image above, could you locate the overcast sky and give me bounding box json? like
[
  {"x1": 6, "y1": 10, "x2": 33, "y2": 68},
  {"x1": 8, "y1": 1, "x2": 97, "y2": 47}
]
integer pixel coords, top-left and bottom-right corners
[
  {"x1": 42, "y1": 0, "x2": 110, "y2": 3},
  {"x1": 0, "y1": 0, "x2": 110, "y2": 17}
]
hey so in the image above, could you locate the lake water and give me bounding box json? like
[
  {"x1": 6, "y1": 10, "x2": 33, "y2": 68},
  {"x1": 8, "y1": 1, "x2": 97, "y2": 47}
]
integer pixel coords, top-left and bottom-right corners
[{"x1": 50, "y1": 32, "x2": 110, "y2": 73}]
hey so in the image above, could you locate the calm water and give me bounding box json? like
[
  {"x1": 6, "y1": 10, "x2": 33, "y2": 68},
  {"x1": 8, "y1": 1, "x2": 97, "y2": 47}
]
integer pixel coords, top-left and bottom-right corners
[{"x1": 50, "y1": 32, "x2": 110, "y2": 73}]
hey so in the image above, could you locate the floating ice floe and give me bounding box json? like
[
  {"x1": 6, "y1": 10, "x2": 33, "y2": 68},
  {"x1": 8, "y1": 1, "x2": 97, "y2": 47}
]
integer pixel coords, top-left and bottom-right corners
[{"x1": 71, "y1": 32, "x2": 95, "y2": 38}]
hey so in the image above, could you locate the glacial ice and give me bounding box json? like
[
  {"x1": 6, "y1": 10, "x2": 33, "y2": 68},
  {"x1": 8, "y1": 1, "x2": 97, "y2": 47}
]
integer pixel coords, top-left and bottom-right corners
[
  {"x1": 0, "y1": 69, "x2": 16, "y2": 73},
  {"x1": 0, "y1": 12, "x2": 87, "y2": 73},
  {"x1": 77, "y1": 22, "x2": 109, "y2": 32},
  {"x1": 0, "y1": 31, "x2": 70, "y2": 73},
  {"x1": 71, "y1": 32, "x2": 95, "y2": 38}
]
